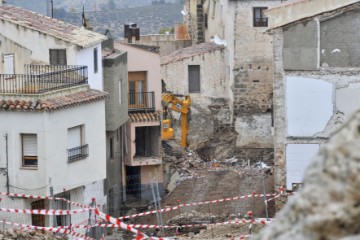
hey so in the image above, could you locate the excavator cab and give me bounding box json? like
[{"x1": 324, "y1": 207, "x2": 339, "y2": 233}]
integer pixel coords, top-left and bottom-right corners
[{"x1": 161, "y1": 92, "x2": 190, "y2": 156}]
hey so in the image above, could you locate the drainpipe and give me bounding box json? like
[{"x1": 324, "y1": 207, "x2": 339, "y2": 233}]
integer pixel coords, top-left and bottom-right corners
[{"x1": 1, "y1": 134, "x2": 10, "y2": 193}]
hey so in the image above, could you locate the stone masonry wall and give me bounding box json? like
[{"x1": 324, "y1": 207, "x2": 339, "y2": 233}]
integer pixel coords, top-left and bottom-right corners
[
  {"x1": 272, "y1": 28, "x2": 287, "y2": 210},
  {"x1": 232, "y1": 1, "x2": 282, "y2": 159}
]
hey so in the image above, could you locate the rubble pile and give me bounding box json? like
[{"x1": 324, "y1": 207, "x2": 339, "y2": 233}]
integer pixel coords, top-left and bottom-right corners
[
  {"x1": 0, "y1": 229, "x2": 66, "y2": 240},
  {"x1": 164, "y1": 150, "x2": 274, "y2": 188}
]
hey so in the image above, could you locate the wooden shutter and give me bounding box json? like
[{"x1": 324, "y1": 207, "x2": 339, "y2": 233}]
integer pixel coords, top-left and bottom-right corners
[
  {"x1": 68, "y1": 126, "x2": 81, "y2": 149},
  {"x1": 49, "y1": 49, "x2": 67, "y2": 65},
  {"x1": 4, "y1": 54, "x2": 15, "y2": 74},
  {"x1": 188, "y1": 65, "x2": 200, "y2": 93},
  {"x1": 23, "y1": 134, "x2": 37, "y2": 156}
]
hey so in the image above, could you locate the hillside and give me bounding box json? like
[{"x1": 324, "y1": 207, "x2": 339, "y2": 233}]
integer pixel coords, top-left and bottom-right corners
[
  {"x1": 5, "y1": 0, "x2": 184, "y2": 38},
  {"x1": 63, "y1": 2, "x2": 184, "y2": 38}
]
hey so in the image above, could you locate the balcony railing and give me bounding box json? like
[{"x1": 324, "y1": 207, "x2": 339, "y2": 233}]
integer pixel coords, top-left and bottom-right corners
[
  {"x1": 128, "y1": 91, "x2": 155, "y2": 112},
  {"x1": 0, "y1": 65, "x2": 88, "y2": 94},
  {"x1": 67, "y1": 144, "x2": 89, "y2": 163}
]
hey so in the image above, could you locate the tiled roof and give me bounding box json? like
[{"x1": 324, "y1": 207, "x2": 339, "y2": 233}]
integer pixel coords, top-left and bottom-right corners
[
  {"x1": 0, "y1": 5, "x2": 107, "y2": 48},
  {"x1": 129, "y1": 111, "x2": 161, "y2": 123},
  {"x1": 0, "y1": 90, "x2": 107, "y2": 112},
  {"x1": 161, "y1": 42, "x2": 226, "y2": 65}
]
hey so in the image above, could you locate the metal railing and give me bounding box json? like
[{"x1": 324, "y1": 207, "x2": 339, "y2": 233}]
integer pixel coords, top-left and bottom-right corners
[
  {"x1": 128, "y1": 91, "x2": 155, "y2": 112},
  {"x1": 67, "y1": 144, "x2": 89, "y2": 163},
  {"x1": 0, "y1": 65, "x2": 88, "y2": 94}
]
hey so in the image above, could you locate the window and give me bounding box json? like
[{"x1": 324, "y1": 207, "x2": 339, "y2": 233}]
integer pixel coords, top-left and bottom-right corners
[
  {"x1": 67, "y1": 125, "x2": 88, "y2": 162},
  {"x1": 119, "y1": 79, "x2": 122, "y2": 104},
  {"x1": 4, "y1": 54, "x2": 15, "y2": 74},
  {"x1": 22, "y1": 134, "x2": 38, "y2": 167},
  {"x1": 188, "y1": 65, "x2": 200, "y2": 93},
  {"x1": 31, "y1": 200, "x2": 46, "y2": 226},
  {"x1": 55, "y1": 192, "x2": 70, "y2": 226},
  {"x1": 94, "y1": 48, "x2": 98, "y2": 73},
  {"x1": 129, "y1": 72, "x2": 147, "y2": 106},
  {"x1": 110, "y1": 137, "x2": 114, "y2": 159},
  {"x1": 49, "y1": 49, "x2": 67, "y2": 65},
  {"x1": 253, "y1": 7, "x2": 268, "y2": 27}
]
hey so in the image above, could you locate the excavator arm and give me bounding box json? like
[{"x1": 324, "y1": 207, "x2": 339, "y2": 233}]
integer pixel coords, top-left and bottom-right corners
[{"x1": 161, "y1": 93, "x2": 190, "y2": 148}]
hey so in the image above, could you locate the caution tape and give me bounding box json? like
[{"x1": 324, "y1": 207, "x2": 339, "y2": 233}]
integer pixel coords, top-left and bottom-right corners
[
  {"x1": 0, "y1": 192, "x2": 90, "y2": 209},
  {"x1": 51, "y1": 218, "x2": 272, "y2": 230},
  {"x1": 0, "y1": 207, "x2": 90, "y2": 215},
  {"x1": 1, "y1": 220, "x2": 94, "y2": 240},
  {"x1": 118, "y1": 191, "x2": 294, "y2": 220},
  {"x1": 93, "y1": 208, "x2": 174, "y2": 240}
]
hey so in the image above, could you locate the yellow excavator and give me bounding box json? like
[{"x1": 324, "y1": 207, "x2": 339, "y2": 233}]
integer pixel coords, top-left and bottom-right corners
[{"x1": 161, "y1": 92, "x2": 191, "y2": 156}]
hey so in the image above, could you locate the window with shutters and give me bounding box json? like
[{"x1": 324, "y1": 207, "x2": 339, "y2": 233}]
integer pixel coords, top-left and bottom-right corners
[
  {"x1": 67, "y1": 125, "x2": 88, "y2": 162},
  {"x1": 188, "y1": 65, "x2": 200, "y2": 93},
  {"x1": 49, "y1": 49, "x2": 67, "y2": 65},
  {"x1": 22, "y1": 134, "x2": 38, "y2": 168}
]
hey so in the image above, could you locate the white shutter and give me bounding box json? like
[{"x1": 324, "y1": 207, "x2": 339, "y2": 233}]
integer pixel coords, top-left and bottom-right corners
[
  {"x1": 23, "y1": 135, "x2": 37, "y2": 156},
  {"x1": 68, "y1": 126, "x2": 81, "y2": 149},
  {"x1": 4, "y1": 54, "x2": 14, "y2": 74}
]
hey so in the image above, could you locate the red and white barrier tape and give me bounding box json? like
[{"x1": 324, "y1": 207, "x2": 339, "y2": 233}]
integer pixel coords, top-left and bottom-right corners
[
  {"x1": 0, "y1": 207, "x2": 90, "y2": 215},
  {"x1": 118, "y1": 191, "x2": 293, "y2": 220},
  {"x1": 1, "y1": 220, "x2": 94, "y2": 240},
  {"x1": 93, "y1": 208, "x2": 173, "y2": 240},
  {"x1": 0, "y1": 192, "x2": 90, "y2": 209},
  {"x1": 53, "y1": 218, "x2": 272, "y2": 230}
]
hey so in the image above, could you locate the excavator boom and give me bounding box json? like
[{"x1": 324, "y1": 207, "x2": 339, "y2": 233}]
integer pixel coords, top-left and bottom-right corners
[{"x1": 161, "y1": 93, "x2": 190, "y2": 148}]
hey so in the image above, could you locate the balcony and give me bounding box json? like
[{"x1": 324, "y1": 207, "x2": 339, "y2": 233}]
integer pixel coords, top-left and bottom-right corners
[
  {"x1": 128, "y1": 91, "x2": 155, "y2": 112},
  {"x1": 0, "y1": 65, "x2": 88, "y2": 94},
  {"x1": 67, "y1": 144, "x2": 89, "y2": 163}
]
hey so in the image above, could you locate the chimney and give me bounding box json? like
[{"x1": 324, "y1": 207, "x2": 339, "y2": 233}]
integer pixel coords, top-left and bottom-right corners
[{"x1": 124, "y1": 23, "x2": 140, "y2": 43}]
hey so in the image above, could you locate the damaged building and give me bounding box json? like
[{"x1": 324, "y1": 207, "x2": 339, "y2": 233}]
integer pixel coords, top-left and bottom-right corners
[
  {"x1": 114, "y1": 41, "x2": 164, "y2": 201},
  {"x1": 161, "y1": 0, "x2": 284, "y2": 163},
  {"x1": 161, "y1": 42, "x2": 229, "y2": 152},
  {"x1": 266, "y1": 0, "x2": 360, "y2": 207}
]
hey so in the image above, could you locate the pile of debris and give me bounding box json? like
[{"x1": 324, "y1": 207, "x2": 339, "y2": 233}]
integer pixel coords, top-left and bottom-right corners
[
  {"x1": 164, "y1": 150, "x2": 273, "y2": 189},
  {"x1": 0, "y1": 229, "x2": 66, "y2": 240}
]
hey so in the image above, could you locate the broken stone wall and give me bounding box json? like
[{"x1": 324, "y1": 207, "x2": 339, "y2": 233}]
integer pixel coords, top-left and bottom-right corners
[
  {"x1": 232, "y1": 1, "x2": 282, "y2": 163},
  {"x1": 255, "y1": 109, "x2": 360, "y2": 240},
  {"x1": 272, "y1": 8, "x2": 360, "y2": 209},
  {"x1": 321, "y1": 9, "x2": 360, "y2": 68},
  {"x1": 161, "y1": 48, "x2": 230, "y2": 149}
]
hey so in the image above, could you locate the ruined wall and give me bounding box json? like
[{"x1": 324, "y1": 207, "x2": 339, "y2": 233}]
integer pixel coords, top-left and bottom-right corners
[
  {"x1": 255, "y1": 109, "x2": 360, "y2": 240},
  {"x1": 283, "y1": 20, "x2": 319, "y2": 71},
  {"x1": 161, "y1": 48, "x2": 230, "y2": 148},
  {"x1": 321, "y1": 9, "x2": 360, "y2": 68},
  {"x1": 232, "y1": 1, "x2": 282, "y2": 158},
  {"x1": 137, "y1": 34, "x2": 192, "y2": 56},
  {"x1": 273, "y1": 10, "x2": 360, "y2": 210},
  {"x1": 272, "y1": 28, "x2": 286, "y2": 209}
]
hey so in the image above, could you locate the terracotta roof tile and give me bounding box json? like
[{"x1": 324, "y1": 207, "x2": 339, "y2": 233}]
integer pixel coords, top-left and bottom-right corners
[
  {"x1": 0, "y1": 5, "x2": 107, "y2": 48},
  {"x1": 161, "y1": 42, "x2": 226, "y2": 65},
  {"x1": 0, "y1": 90, "x2": 106, "y2": 112},
  {"x1": 129, "y1": 111, "x2": 161, "y2": 123}
]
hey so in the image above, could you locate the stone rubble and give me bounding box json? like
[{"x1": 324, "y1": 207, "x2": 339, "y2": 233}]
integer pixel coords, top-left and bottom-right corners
[{"x1": 0, "y1": 229, "x2": 65, "y2": 240}]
